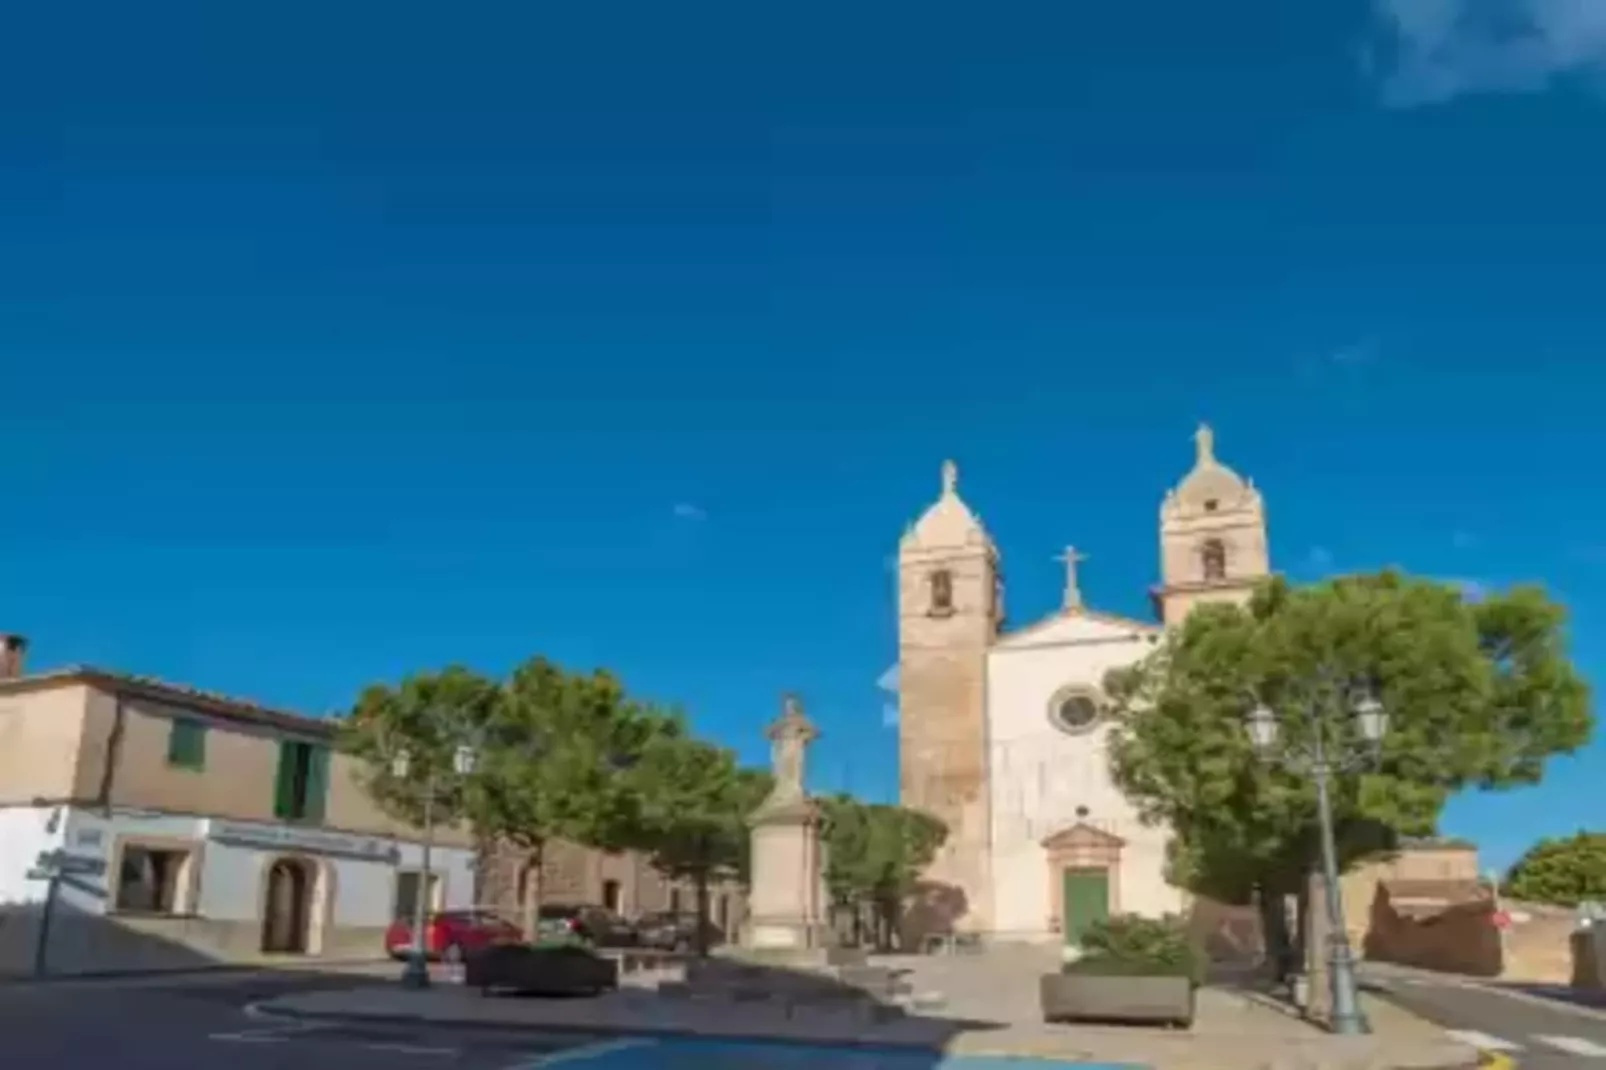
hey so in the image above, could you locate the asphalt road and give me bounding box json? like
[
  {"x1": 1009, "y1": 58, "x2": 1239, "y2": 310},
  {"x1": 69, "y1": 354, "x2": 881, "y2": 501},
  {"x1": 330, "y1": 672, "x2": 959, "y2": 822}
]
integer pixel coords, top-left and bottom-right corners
[
  {"x1": 1370, "y1": 969, "x2": 1606, "y2": 1068},
  {"x1": 0, "y1": 969, "x2": 616, "y2": 1070}
]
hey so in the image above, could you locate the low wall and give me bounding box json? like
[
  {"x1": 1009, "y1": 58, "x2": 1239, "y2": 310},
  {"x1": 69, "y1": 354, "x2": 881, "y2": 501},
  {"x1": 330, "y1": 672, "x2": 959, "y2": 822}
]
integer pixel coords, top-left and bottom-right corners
[{"x1": 1363, "y1": 890, "x2": 1502, "y2": 977}]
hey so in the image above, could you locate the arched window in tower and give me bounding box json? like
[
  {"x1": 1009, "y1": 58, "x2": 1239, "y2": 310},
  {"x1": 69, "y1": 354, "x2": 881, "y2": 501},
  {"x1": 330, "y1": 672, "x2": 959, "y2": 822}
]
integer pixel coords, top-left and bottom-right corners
[
  {"x1": 929, "y1": 569, "x2": 954, "y2": 616},
  {"x1": 1200, "y1": 538, "x2": 1228, "y2": 582}
]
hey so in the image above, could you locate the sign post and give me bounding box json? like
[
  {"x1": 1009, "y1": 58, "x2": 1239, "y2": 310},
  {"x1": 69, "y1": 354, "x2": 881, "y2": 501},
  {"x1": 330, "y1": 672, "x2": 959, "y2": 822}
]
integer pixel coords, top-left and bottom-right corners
[
  {"x1": 28, "y1": 847, "x2": 107, "y2": 978},
  {"x1": 31, "y1": 849, "x2": 63, "y2": 979}
]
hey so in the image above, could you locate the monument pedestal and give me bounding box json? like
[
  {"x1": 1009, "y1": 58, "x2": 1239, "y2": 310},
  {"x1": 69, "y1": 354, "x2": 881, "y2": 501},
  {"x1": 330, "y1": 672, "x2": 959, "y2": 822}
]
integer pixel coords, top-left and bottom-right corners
[
  {"x1": 744, "y1": 798, "x2": 830, "y2": 953},
  {"x1": 739, "y1": 693, "x2": 836, "y2": 962}
]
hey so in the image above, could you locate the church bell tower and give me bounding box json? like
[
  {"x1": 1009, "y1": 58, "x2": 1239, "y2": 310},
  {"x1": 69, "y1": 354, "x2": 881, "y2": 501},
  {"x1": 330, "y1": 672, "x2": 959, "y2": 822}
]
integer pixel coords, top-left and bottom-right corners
[
  {"x1": 1152, "y1": 424, "x2": 1270, "y2": 625},
  {"x1": 896, "y1": 460, "x2": 1001, "y2": 932}
]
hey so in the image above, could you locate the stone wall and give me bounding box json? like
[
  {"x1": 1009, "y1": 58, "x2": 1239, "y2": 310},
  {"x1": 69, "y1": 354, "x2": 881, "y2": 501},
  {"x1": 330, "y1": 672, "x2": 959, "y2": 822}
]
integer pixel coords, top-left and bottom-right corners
[
  {"x1": 478, "y1": 836, "x2": 748, "y2": 934},
  {"x1": 1362, "y1": 882, "x2": 1501, "y2": 977}
]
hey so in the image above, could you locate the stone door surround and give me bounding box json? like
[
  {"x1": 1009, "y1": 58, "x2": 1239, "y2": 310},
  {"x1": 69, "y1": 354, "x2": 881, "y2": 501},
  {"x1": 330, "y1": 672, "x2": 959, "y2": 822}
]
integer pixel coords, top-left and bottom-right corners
[{"x1": 1042, "y1": 821, "x2": 1124, "y2": 933}]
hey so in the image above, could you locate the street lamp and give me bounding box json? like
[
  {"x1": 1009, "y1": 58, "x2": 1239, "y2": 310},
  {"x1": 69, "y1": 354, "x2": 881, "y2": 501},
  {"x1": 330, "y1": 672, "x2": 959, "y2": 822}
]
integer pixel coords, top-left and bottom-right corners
[
  {"x1": 1243, "y1": 672, "x2": 1389, "y2": 1037},
  {"x1": 394, "y1": 742, "x2": 478, "y2": 990}
]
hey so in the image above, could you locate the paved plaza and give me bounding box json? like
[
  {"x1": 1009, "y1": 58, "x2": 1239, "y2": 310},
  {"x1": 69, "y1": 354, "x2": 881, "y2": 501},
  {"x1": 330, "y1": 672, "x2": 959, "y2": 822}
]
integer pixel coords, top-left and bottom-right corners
[{"x1": 245, "y1": 947, "x2": 1477, "y2": 1069}]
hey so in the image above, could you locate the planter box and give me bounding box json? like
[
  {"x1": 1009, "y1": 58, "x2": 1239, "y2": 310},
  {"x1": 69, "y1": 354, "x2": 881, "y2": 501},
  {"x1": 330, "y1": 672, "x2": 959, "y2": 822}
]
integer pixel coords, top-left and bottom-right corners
[
  {"x1": 465, "y1": 945, "x2": 619, "y2": 997},
  {"x1": 1039, "y1": 971, "x2": 1194, "y2": 1028}
]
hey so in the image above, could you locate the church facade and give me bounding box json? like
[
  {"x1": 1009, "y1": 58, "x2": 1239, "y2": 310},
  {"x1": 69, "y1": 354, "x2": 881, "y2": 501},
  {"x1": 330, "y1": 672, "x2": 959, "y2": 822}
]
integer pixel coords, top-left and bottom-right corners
[{"x1": 895, "y1": 426, "x2": 1269, "y2": 944}]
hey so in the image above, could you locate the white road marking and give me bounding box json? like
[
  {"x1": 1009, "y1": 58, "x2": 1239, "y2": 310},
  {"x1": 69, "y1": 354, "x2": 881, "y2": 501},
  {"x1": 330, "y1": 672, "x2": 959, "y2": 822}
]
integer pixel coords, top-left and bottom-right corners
[
  {"x1": 503, "y1": 1037, "x2": 658, "y2": 1069},
  {"x1": 1532, "y1": 1034, "x2": 1606, "y2": 1057},
  {"x1": 361, "y1": 1042, "x2": 460, "y2": 1057},
  {"x1": 1444, "y1": 1029, "x2": 1523, "y2": 1052},
  {"x1": 209, "y1": 1022, "x2": 326, "y2": 1043}
]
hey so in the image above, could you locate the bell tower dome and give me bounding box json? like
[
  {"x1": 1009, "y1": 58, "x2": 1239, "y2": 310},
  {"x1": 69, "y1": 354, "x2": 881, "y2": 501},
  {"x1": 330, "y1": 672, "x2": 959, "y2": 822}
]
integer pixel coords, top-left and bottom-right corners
[{"x1": 1151, "y1": 424, "x2": 1270, "y2": 624}]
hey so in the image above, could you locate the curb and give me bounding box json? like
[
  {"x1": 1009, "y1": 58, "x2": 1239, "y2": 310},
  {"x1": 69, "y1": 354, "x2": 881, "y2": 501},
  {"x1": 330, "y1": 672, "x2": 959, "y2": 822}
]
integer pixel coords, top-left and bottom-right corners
[
  {"x1": 1367, "y1": 967, "x2": 1606, "y2": 1026},
  {"x1": 245, "y1": 1000, "x2": 964, "y2": 1056},
  {"x1": 0, "y1": 958, "x2": 390, "y2": 989}
]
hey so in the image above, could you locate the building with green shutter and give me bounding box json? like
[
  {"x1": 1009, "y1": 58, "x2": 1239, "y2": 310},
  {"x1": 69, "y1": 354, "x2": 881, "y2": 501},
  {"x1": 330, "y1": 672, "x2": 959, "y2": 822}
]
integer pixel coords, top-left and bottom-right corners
[{"x1": 0, "y1": 635, "x2": 478, "y2": 975}]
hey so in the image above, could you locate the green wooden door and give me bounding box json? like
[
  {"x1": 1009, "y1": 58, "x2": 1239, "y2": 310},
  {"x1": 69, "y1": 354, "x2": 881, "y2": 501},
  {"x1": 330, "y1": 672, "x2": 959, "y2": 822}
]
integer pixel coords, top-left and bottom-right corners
[{"x1": 1061, "y1": 868, "x2": 1110, "y2": 946}]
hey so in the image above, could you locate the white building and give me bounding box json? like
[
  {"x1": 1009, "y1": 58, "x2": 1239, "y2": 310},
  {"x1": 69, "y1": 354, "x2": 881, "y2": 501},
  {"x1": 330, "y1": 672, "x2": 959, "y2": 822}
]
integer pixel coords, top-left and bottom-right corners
[
  {"x1": 894, "y1": 426, "x2": 1270, "y2": 944},
  {"x1": 0, "y1": 650, "x2": 475, "y2": 976}
]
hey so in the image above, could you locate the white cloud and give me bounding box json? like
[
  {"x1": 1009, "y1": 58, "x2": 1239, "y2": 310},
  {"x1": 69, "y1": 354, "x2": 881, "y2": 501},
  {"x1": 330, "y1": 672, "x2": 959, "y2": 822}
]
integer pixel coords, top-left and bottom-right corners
[
  {"x1": 671, "y1": 502, "x2": 707, "y2": 521},
  {"x1": 1373, "y1": 0, "x2": 1606, "y2": 105},
  {"x1": 881, "y1": 702, "x2": 900, "y2": 729},
  {"x1": 1308, "y1": 546, "x2": 1336, "y2": 570},
  {"x1": 1452, "y1": 529, "x2": 1481, "y2": 550}
]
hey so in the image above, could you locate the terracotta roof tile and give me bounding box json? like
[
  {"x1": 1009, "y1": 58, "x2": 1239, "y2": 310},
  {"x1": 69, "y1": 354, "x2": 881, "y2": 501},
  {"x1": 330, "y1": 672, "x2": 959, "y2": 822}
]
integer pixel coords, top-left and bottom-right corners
[{"x1": 0, "y1": 665, "x2": 338, "y2": 738}]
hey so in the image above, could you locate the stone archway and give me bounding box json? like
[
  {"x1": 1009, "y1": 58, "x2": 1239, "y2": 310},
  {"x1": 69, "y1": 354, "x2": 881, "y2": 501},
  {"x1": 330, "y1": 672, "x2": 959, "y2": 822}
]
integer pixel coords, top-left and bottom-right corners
[
  {"x1": 260, "y1": 855, "x2": 320, "y2": 954},
  {"x1": 1042, "y1": 822, "x2": 1125, "y2": 943}
]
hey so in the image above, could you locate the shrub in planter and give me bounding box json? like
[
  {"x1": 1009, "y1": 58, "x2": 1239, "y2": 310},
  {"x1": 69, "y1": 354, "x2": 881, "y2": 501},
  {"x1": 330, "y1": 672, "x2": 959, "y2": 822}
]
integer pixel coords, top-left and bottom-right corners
[
  {"x1": 1071, "y1": 914, "x2": 1203, "y2": 986},
  {"x1": 1041, "y1": 914, "x2": 1200, "y2": 1027}
]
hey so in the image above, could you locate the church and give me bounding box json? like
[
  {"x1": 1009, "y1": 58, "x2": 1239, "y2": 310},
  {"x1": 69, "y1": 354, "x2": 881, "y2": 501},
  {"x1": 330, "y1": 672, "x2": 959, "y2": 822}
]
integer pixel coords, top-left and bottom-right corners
[{"x1": 895, "y1": 425, "x2": 1270, "y2": 945}]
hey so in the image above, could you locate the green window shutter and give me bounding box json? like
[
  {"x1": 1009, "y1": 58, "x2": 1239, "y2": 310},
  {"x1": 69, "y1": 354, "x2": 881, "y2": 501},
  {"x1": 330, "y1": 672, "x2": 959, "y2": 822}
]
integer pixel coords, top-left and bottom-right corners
[
  {"x1": 272, "y1": 741, "x2": 296, "y2": 819},
  {"x1": 166, "y1": 719, "x2": 207, "y2": 770},
  {"x1": 305, "y1": 745, "x2": 331, "y2": 823}
]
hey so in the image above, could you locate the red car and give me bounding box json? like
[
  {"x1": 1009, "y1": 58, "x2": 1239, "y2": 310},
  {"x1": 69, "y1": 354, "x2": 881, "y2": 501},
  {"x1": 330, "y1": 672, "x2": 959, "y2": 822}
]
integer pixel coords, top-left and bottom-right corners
[{"x1": 385, "y1": 910, "x2": 523, "y2": 963}]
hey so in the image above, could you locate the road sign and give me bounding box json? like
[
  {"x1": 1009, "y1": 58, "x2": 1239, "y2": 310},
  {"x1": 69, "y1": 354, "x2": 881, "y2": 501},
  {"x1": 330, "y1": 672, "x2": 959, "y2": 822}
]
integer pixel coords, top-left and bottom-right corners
[
  {"x1": 31, "y1": 849, "x2": 105, "y2": 876},
  {"x1": 25, "y1": 868, "x2": 51, "y2": 881}
]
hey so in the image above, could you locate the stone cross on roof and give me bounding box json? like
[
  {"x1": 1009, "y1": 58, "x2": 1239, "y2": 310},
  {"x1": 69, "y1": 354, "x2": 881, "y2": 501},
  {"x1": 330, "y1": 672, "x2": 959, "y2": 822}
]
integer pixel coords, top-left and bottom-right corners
[{"x1": 1054, "y1": 546, "x2": 1089, "y2": 611}]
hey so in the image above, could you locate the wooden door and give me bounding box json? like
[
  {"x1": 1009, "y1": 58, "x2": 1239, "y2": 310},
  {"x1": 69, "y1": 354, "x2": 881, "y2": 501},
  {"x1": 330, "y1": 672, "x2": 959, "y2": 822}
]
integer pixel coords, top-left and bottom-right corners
[{"x1": 1061, "y1": 867, "x2": 1110, "y2": 946}]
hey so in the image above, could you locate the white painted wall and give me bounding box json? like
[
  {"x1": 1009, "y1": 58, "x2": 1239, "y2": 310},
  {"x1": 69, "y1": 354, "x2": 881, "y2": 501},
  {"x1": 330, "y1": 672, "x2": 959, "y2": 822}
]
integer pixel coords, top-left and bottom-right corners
[
  {"x1": 986, "y1": 614, "x2": 1183, "y2": 939},
  {"x1": 49, "y1": 807, "x2": 477, "y2": 928},
  {"x1": 0, "y1": 804, "x2": 66, "y2": 907}
]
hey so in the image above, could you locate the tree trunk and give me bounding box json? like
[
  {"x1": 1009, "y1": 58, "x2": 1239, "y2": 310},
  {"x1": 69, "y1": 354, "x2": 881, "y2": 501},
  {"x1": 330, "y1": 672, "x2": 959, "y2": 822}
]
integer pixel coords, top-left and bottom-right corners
[
  {"x1": 1293, "y1": 879, "x2": 1311, "y2": 978},
  {"x1": 693, "y1": 867, "x2": 712, "y2": 957},
  {"x1": 1257, "y1": 884, "x2": 1294, "y2": 984},
  {"x1": 522, "y1": 840, "x2": 545, "y2": 939}
]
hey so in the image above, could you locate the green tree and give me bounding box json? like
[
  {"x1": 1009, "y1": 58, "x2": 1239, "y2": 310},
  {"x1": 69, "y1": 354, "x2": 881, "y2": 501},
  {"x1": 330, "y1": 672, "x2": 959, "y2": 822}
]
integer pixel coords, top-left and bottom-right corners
[
  {"x1": 472, "y1": 656, "x2": 666, "y2": 927},
  {"x1": 341, "y1": 665, "x2": 503, "y2": 829},
  {"x1": 822, "y1": 797, "x2": 947, "y2": 949},
  {"x1": 1104, "y1": 571, "x2": 1591, "y2": 971},
  {"x1": 1504, "y1": 832, "x2": 1606, "y2": 907},
  {"x1": 628, "y1": 730, "x2": 771, "y2": 954}
]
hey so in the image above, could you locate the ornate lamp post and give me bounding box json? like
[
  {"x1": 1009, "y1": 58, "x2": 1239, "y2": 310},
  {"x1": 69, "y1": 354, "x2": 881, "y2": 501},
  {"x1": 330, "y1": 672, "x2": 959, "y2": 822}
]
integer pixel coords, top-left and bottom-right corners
[
  {"x1": 1243, "y1": 673, "x2": 1389, "y2": 1037},
  {"x1": 393, "y1": 741, "x2": 478, "y2": 990}
]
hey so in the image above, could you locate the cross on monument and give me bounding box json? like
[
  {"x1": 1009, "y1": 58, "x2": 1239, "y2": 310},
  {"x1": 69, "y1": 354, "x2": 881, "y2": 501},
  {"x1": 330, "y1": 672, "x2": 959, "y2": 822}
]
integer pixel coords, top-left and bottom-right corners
[{"x1": 1055, "y1": 546, "x2": 1089, "y2": 611}]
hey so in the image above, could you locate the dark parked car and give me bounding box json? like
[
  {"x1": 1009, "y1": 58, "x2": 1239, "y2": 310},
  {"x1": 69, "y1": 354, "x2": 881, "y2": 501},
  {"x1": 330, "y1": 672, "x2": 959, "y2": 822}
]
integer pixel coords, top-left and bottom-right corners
[
  {"x1": 385, "y1": 909, "x2": 522, "y2": 963},
  {"x1": 534, "y1": 904, "x2": 637, "y2": 948},
  {"x1": 635, "y1": 911, "x2": 724, "y2": 952}
]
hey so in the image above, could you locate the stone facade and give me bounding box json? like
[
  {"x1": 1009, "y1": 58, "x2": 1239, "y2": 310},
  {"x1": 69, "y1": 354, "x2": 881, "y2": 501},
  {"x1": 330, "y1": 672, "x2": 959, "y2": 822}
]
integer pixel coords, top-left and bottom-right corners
[
  {"x1": 896, "y1": 461, "x2": 1002, "y2": 935},
  {"x1": 895, "y1": 427, "x2": 1271, "y2": 944},
  {"x1": 1152, "y1": 424, "x2": 1269, "y2": 624},
  {"x1": 478, "y1": 836, "x2": 748, "y2": 934}
]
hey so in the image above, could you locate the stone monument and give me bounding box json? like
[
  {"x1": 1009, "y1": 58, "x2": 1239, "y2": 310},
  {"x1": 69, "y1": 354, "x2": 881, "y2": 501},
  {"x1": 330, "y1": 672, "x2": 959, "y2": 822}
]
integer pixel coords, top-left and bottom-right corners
[{"x1": 742, "y1": 693, "x2": 830, "y2": 951}]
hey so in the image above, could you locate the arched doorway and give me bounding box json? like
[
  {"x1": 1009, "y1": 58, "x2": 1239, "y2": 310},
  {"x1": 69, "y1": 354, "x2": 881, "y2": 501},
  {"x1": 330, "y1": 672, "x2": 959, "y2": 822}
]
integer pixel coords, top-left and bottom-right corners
[{"x1": 261, "y1": 857, "x2": 316, "y2": 954}]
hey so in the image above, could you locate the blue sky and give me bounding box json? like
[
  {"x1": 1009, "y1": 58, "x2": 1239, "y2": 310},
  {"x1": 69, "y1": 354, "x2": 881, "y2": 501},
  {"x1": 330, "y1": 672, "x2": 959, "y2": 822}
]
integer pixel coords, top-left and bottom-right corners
[{"x1": 2, "y1": 0, "x2": 1604, "y2": 870}]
